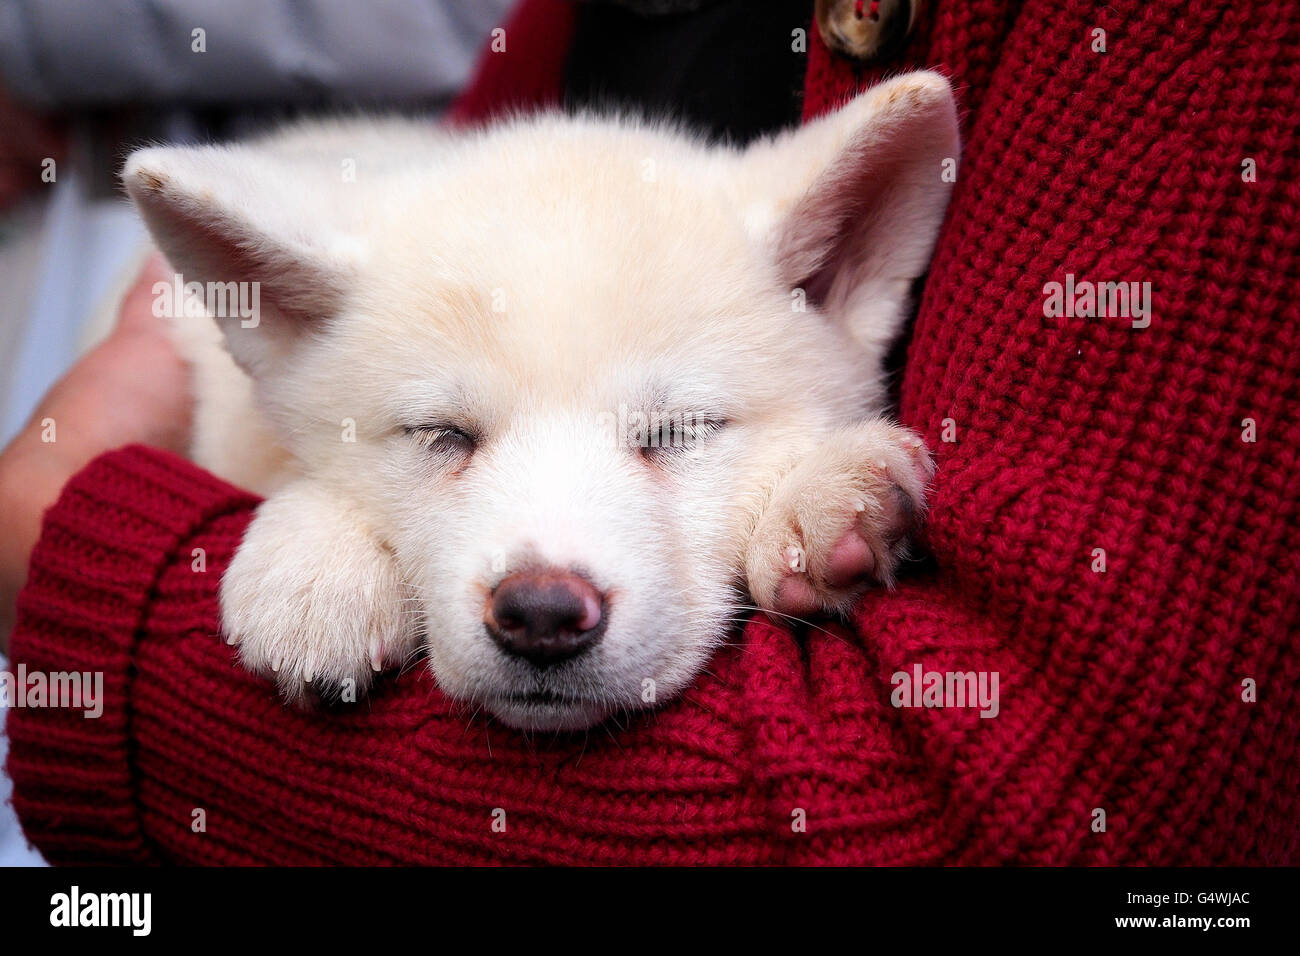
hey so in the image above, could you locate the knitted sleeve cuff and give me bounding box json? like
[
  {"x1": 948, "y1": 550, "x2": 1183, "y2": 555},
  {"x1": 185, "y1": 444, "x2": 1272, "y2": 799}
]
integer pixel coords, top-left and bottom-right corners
[{"x1": 4, "y1": 445, "x2": 257, "y2": 864}]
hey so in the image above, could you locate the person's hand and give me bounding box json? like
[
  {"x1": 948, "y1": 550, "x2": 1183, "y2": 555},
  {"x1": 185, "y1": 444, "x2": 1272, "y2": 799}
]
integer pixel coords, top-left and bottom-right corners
[{"x1": 0, "y1": 254, "x2": 192, "y2": 652}]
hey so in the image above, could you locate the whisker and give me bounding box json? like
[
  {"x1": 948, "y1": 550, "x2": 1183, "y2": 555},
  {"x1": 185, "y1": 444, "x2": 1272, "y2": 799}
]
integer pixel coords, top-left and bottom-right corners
[{"x1": 730, "y1": 603, "x2": 852, "y2": 646}]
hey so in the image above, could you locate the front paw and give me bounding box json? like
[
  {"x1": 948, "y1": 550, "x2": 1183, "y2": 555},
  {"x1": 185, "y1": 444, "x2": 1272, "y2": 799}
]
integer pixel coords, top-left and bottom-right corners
[
  {"x1": 220, "y1": 482, "x2": 417, "y2": 704},
  {"x1": 746, "y1": 421, "x2": 933, "y2": 618}
]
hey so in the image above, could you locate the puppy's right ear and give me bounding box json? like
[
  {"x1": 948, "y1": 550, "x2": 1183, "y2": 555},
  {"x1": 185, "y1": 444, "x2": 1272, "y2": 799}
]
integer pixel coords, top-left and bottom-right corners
[
  {"x1": 124, "y1": 145, "x2": 365, "y2": 377},
  {"x1": 730, "y1": 71, "x2": 959, "y2": 368}
]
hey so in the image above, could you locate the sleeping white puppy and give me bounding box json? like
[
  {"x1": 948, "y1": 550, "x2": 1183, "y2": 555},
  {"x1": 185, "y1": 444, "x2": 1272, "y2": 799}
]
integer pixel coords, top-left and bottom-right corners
[{"x1": 123, "y1": 71, "x2": 958, "y2": 732}]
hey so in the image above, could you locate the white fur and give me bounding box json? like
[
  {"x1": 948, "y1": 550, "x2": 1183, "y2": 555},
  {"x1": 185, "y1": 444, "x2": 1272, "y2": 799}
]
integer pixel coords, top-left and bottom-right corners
[{"x1": 124, "y1": 72, "x2": 959, "y2": 731}]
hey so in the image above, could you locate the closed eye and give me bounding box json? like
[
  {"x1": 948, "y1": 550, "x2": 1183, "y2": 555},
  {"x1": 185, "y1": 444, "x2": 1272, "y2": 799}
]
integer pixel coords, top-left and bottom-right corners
[
  {"x1": 639, "y1": 414, "x2": 728, "y2": 462},
  {"x1": 403, "y1": 423, "x2": 479, "y2": 462}
]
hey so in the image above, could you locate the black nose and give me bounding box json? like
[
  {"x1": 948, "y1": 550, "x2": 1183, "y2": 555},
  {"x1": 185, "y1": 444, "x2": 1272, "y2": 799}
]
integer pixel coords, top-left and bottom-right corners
[{"x1": 485, "y1": 569, "x2": 605, "y2": 667}]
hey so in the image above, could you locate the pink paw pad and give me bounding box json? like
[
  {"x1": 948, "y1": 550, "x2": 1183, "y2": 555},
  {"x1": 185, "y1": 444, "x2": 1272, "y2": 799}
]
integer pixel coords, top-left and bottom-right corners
[
  {"x1": 823, "y1": 526, "x2": 876, "y2": 588},
  {"x1": 774, "y1": 573, "x2": 820, "y2": 617}
]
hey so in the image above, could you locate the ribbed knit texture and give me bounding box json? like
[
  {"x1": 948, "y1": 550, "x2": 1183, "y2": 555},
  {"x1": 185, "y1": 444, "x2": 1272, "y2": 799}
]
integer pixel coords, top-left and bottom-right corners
[
  {"x1": 6, "y1": 450, "x2": 259, "y2": 863},
  {"x1": 7, "y1": 0, "x2": 1299, "y2": 864}
]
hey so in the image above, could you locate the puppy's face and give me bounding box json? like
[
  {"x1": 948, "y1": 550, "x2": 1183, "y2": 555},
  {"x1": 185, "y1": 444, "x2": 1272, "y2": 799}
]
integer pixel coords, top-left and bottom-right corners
[
  {"x1": 127, "y1": 73, "x2": 957, "y2": 730},
  {"x1": 304, "y1": 181, "x2": 853, "y2": 730}
]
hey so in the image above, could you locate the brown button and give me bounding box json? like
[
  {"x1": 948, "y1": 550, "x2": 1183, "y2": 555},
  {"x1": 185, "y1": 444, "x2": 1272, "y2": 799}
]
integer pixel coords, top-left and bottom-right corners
[{"x1": 815, "y1": 0, "x2": 918, "y2": 63}]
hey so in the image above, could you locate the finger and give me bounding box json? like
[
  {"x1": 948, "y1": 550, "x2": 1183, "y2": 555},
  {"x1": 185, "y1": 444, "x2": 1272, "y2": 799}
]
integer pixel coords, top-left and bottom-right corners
[{"x1": 114, "y1": 252, "x2": 171, "y2": 335}]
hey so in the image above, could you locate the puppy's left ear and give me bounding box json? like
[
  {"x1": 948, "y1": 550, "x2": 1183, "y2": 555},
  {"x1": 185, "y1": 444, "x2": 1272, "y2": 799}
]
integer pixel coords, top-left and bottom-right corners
[
  {"x1": 732, "y1": 71, "x2": 959, "y2": 365},
  {"x1": 124, "y1": 144, "x2": 365, "y2": 378}
]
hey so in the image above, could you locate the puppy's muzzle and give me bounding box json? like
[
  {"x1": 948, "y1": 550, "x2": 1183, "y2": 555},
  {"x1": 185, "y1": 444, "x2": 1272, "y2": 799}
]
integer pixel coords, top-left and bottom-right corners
[{"x1": 484, "y1": 569, "x2": 606, "y2": 667}]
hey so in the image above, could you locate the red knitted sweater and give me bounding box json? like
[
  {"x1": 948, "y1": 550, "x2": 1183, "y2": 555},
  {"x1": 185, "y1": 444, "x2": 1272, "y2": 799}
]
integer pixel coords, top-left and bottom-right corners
[{"x1": 8, "y1": 0, "x2": 1299, "y2": 864}]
